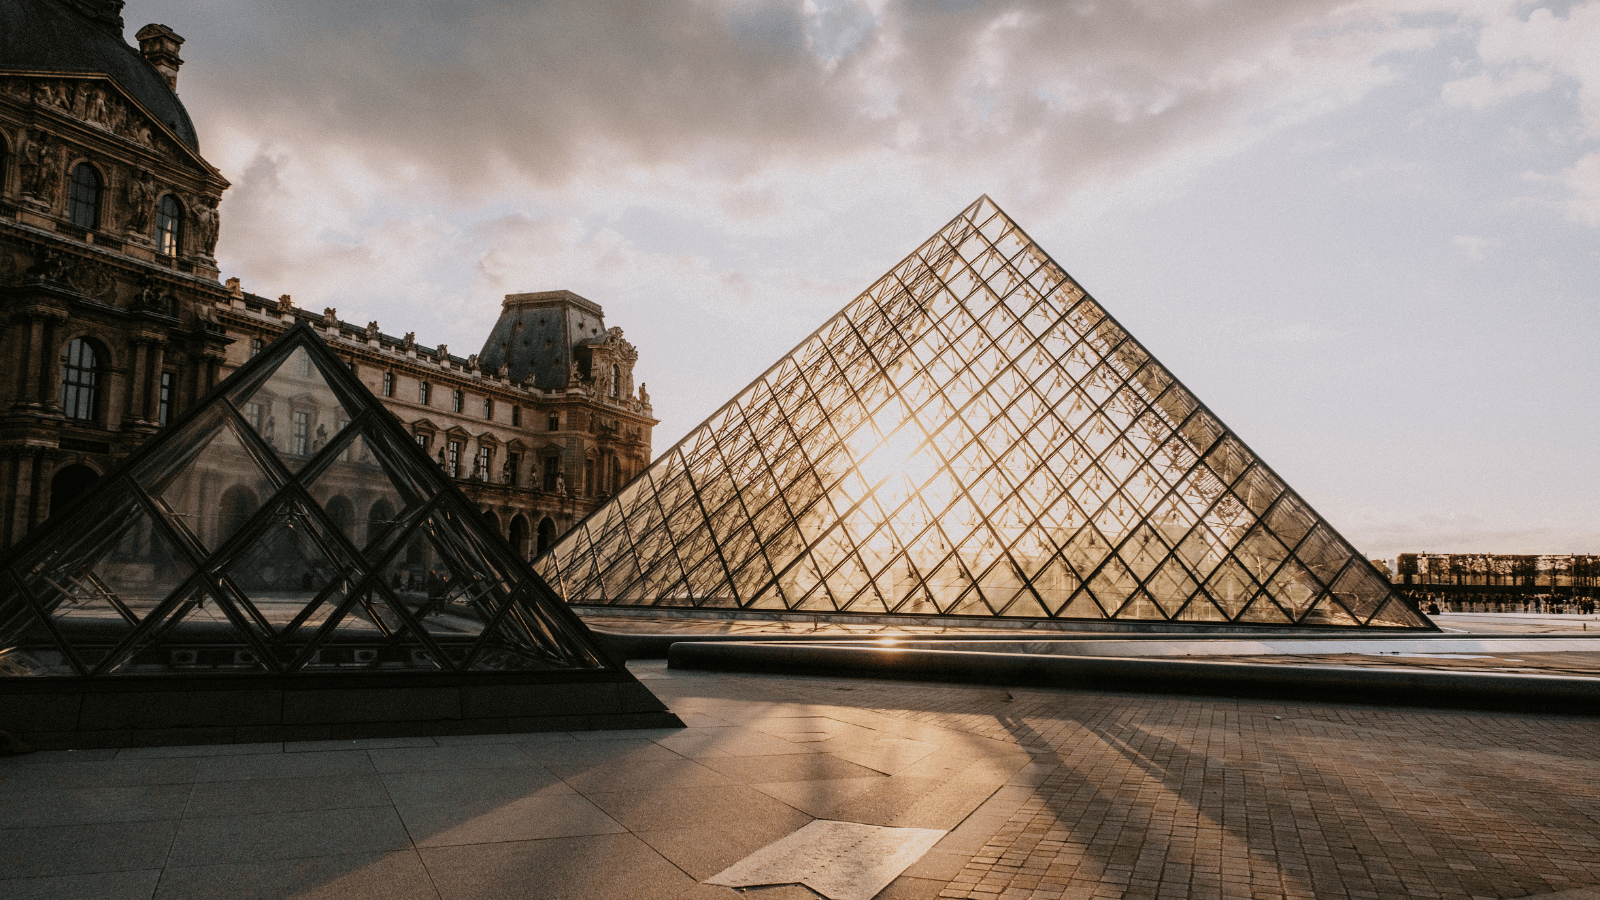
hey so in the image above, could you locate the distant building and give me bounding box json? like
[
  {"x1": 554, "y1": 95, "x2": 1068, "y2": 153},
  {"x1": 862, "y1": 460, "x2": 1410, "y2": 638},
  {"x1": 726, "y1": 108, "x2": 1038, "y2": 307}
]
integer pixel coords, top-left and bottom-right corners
[
  {"x1": 1394, "y1": 552, "x2": 1598, "y2": 595},
  {"x1": 0, "y1": 0, "x2": 654, "y2": 556}
]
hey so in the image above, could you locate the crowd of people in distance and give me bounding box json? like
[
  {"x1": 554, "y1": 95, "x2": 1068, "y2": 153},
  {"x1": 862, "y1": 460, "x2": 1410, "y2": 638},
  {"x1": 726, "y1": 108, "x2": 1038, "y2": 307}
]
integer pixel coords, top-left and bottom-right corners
[{"x1": 1402, "y1": 591, "x2": 1598, "y2": 616}]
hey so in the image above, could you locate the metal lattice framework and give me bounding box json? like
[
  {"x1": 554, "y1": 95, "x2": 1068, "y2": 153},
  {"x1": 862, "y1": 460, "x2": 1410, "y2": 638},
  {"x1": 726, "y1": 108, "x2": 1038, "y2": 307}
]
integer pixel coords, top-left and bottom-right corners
[
  {"x1": 539, "y1": 197, "x2": 1431, "y2": 629},
  {"x1": 0, "y1": 324, "x2": 617, "y2": 677}
]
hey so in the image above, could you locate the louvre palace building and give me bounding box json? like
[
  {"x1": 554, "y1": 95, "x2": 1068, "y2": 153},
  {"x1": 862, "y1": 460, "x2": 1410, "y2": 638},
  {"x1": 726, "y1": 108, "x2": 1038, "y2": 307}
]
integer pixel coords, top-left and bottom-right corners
[{"x1": 0, "y1": 0, "x2": 655, "y2": 559}]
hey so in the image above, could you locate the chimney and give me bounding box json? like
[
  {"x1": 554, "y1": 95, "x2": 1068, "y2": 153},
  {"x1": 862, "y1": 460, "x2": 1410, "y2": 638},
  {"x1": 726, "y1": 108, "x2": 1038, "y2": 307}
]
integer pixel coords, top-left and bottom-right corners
[{"x1": 135, "y1": 24, "x2": 185, "y2": 91}]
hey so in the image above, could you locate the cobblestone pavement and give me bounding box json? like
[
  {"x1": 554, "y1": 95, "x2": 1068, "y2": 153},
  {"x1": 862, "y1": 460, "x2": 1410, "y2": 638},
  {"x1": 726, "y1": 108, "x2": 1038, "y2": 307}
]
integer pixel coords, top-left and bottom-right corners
[
  {"x1": 4, "y1": 663, "x2": 1598, "y2": 900},
  {"x1": 649, "y1": 665, "x2": 1600, "y2": 900}
]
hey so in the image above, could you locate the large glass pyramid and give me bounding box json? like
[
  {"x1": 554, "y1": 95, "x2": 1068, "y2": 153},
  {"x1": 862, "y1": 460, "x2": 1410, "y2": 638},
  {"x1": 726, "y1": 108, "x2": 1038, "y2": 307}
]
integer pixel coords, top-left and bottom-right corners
[
  {"x1": 0, "y1": 324, "x2": 627, "y2": 677},
  {"x1": 539, "y1": 197, "x2": 1431, "y2": 629}
]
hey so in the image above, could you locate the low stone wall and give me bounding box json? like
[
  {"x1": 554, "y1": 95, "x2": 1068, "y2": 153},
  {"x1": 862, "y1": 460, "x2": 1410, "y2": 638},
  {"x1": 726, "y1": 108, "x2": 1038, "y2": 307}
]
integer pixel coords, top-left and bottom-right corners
[
  {"x1": 0, "y1": 670, "x2": 681, "y2": 749},
  {"x1": 669, "y1": 641, "x2": 1600, "y2": 715}
]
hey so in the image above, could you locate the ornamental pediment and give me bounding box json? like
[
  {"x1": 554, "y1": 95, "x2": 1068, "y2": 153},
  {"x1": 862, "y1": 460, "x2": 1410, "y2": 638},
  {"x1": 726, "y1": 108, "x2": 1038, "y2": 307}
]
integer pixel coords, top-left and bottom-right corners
[{"x1": 0, "y1": 74, "x2": 221, "y2": 177}]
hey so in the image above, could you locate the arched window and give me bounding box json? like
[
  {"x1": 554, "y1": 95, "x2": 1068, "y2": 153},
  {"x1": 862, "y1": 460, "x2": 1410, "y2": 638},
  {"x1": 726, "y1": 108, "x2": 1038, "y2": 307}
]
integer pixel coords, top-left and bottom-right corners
[
  {"x1": 156, "y1": 194, "x2": 183, "y2": 256},
  {"x1": 61, "y1": 337, "x2": 99, "y2": 421},
  {"x1": 68, "y1": 163, "x2": 101, "y2": 229}
]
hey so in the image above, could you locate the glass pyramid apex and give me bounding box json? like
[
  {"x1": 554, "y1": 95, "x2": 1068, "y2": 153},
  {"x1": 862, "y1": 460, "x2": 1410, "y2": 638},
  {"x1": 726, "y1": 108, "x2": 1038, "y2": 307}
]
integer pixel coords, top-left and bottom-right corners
[
  {"x1": 539, "y1": 196, "x2": 1434, "y2": 630},
  {"x1": 0, "y1": 323, "x2": 627, "y2": 676}
]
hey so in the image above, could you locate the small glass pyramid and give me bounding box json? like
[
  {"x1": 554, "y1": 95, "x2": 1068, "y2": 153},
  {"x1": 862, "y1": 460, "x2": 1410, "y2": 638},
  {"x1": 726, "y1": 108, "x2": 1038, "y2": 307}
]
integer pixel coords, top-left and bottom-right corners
[
  {"x1": 0, "y1": 324, "x2": 622, "y2": 676},
  {"x1": 538, "y1": 197, "x2": 1432, "y2": 630}
]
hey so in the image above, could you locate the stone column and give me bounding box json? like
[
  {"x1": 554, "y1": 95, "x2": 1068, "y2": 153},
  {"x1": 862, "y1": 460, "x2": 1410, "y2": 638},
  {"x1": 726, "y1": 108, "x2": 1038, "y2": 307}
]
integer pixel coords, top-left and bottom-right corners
[
  {"x1": 24, "y1": 448, "x2": 46, "y2": 536},
  {"x1": 126, "y1": 339, "x2": 151, "y2": 427},
  {"x1": 145, "y1": 343, "x2": 166, "y2": 422},
  {"x1": 37, "y1": 315, "x2": 63, "y2": 410},
  {"x1": 13, "y1": 315, "x2": 44, "y2": 410}
]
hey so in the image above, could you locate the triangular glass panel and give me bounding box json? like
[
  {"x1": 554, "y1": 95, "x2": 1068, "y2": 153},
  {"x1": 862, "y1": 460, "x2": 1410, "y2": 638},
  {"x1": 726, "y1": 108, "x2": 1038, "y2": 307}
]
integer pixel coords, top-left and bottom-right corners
[
  {"x1": 229, "y1": 345, "x2": 360, "y2": 474},
  {"x1": 100, "y1": 585, "x2": 277, "y2": 677},
  {"x1": 14, "y1": 496, "x2": 197, "y2": 674},
  {"x1": 537, "y1": 197, "x2": 1433, "y2": 629}
]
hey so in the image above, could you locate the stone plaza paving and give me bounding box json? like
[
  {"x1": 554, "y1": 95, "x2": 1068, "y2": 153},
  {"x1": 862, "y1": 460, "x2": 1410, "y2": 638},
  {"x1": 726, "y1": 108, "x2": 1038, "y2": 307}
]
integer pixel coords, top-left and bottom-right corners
[{"x1": 3, "y1": 659, "x2": 1599, "y2": 900}]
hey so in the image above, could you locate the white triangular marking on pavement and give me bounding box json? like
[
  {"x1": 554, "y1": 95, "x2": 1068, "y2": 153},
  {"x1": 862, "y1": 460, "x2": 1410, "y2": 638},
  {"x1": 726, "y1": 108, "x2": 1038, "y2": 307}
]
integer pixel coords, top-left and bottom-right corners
[{"x1": 706, "y1": 819, "x2": 946, "y2": 900}]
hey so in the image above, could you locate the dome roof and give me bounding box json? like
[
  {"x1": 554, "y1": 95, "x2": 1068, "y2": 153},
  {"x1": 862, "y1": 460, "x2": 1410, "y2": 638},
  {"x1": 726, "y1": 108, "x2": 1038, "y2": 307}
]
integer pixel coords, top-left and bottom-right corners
[{"x1": 0, "y1": 0, "x2": 199, "y2": 150}]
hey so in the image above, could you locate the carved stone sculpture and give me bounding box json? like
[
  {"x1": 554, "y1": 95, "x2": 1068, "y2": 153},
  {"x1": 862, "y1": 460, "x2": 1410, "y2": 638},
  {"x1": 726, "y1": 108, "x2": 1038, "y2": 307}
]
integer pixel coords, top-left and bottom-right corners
[
  {"x1": 123, "y1": 171, "x2": 154, "y2": 234},
  {"x1": 193, "y1": 196, "x2": 220, "y2": 255},
  {"x1": 20, "y1": 131, "x2": 57, "y2": 202},
  {"x1": 85, "y1": 87, "x2": 110, "y2": 126},
  {"x1": 25, "y1": 247, "x2": 68, "y2": 283}
]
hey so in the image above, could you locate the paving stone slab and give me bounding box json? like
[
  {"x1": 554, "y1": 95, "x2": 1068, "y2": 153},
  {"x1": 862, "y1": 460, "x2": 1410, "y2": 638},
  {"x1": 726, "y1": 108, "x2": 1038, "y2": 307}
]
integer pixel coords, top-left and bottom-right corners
[
  {"x1": 153, "y1": 850, "x2": 439, "y2": 900},
  {"x1": 166, "y1": 805, "x2": 412, "y2": 866}
]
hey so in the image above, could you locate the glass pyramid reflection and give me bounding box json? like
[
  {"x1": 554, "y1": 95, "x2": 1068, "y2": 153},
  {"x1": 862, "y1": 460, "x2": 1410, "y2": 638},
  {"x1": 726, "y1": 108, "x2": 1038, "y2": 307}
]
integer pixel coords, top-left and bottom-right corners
[
  {"x1": 0, "y1": 323, "x2": 623, "y2": 676},
  {"x1": 539, "y1": 197, "x2": 1432, "y2": 629}
]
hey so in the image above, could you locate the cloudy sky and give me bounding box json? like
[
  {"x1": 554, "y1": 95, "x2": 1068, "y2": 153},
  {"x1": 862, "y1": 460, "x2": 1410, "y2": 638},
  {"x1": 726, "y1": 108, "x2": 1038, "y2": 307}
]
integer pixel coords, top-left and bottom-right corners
[{"x1": 130, "y1": 0, "x2": 1599, "y2": 560}]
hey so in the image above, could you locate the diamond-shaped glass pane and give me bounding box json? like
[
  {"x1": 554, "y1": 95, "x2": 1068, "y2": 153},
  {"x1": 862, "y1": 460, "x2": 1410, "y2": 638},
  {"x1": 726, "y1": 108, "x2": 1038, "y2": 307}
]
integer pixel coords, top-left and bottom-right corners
[
  {"x1": 215, "y1": 497, "x2": 362, "y2": 638},
  {"x1": 137, "y1": 412, "x2": 280, "y2": 553},
  {"x1": 304, "y1": 428, "x2": 418, "y2": 553}
]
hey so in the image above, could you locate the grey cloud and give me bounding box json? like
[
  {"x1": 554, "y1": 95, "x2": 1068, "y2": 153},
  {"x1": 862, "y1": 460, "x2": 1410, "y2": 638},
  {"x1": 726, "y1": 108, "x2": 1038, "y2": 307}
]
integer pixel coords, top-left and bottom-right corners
[
  {"x1": 152, "y1": 0, "x2": 1440, "y2": 217},
  {"x1": 159, "y1": 0, "x2": 1397, "y2": 200}
]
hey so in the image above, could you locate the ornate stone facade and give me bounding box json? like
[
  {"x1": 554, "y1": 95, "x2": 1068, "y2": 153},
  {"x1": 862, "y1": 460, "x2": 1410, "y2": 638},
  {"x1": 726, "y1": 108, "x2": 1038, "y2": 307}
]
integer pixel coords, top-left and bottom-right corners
[
  {"x1": 0, "y1": 0, "x2": 655, "y2": 557},
  {"x1": 213, "y1": 289, "x2": 654, "y2": 559}
]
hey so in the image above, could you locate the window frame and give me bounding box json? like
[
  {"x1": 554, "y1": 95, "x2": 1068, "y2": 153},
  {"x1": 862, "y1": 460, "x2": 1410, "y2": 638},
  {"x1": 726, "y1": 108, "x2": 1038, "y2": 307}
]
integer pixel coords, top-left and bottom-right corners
[
  {"x1": 291, "y1": 410, "x2": 311, "y2": 456},
  {"x1": 67, "y1": 163, "x2": 102, "y2": 230},
  {"x1": 60, "y1": 337, "x2": 100, "y2": 422},
  {"x1": 157, "y1": 371, "x2": 175, "y2": 426},
  {"x1": 155, "y1": 194, "x2": 183, "y2": 256},
  {"x1": 446, "y1": 439, "x2": 463, "y2": 478}
]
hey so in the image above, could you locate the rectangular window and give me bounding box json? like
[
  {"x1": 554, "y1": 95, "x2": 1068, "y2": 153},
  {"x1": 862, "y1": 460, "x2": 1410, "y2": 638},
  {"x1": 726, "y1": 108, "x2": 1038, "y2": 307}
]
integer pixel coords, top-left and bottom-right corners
[
  {"x1": 476, "y1": 446, "x2": 493, "y2": 480},
  {"x1": 299, "y1": 355, "x2": 313, "y2": 378},
  {"x1": 245, "y1": 401, "x2": 264, "y2": 432},
  {"x1": 483, "y1": 397, "x2": 493, "y2": 419},
  {"x1": 507, "y1": 452, "x2": 521, "y2": 487},
  {"x1": 158, "y1": 372, "x2": 174, "y2": 427},
  {"x1": 292, "y1": 410, "x2": 310, "y2": 456},
  {"x1": 548, "y1": 412, "x2": 559, "y2": 432},
  {"x1": 543, "y1": 455, "x2": 560, "y2": 492},
  {"x1": 382, "y1": 372, "x2": 394, "y2": 397},
  {"x1": 415, "y1": 432, "x2": 430, "y2": 451},
  {"x1": 447, "y1": 440, "x2": 462, "y2": 478},
  {"x1": 511, "y1": 406, "x2": 521, "y2": 427},
  {"x1": 251, "y1": 338, "x2": 264, "y2": 358},
  {"x1": 419, "y1": 382, "x2": 431, "y2": 405},
  {"x1": 452, "y1": 389, "x2": 463, "y2": 413}
]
